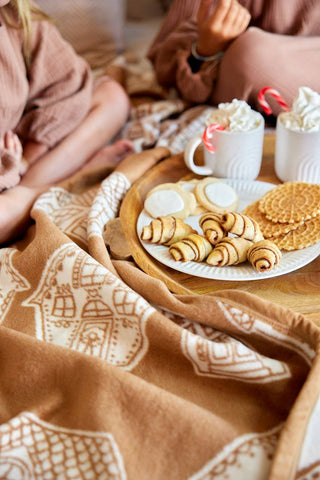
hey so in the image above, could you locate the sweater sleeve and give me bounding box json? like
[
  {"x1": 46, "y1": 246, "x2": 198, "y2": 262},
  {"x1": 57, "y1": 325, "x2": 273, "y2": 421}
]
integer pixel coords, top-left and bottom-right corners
[
  {"x1": 16, "y1": 19, "x2": 93, "y2": 148},
  {"x1": 147, "y1": 1, "x2": 221, "y2": 104}
]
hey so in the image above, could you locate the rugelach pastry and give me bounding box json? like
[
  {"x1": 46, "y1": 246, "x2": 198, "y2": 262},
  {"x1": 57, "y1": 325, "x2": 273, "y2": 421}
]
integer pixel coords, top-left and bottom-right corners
[
  {"x1": 206, "y1": 237, "x2": 253, "y2": 267},
  {"x1": 199, "y1": 212, "x2": 225, "y2": 245},
  {"x1": 140, "y1": 216, "x2": 196, "y2": 246},
  {"x1": 221, "y1": 212, "x2": 264, "y2": 242},
  {"x1": 247, "y1": 240, "x2": 282, "y2": 272},
  {"x1": 169, "y1": 233, "x2": 213, "y2": 262}
]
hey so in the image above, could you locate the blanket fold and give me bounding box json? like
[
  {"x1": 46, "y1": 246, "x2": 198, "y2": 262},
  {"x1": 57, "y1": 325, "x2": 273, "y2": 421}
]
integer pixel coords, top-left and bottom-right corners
[{"x1": 1, "y1": 148, "x2": 320, "y2": 480}]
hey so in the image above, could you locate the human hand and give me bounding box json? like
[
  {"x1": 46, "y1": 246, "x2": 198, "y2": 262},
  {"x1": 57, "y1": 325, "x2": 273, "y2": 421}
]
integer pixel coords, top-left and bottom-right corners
[
  {"x1": 196, "y1": 0, "x2": 251, "y2": 57},
  {"x1": 0, "y1": 131, "x2": 24, "y2": 190},
  {"x1": 0, "y1": 130, "x2": 23, "y2": 168}
]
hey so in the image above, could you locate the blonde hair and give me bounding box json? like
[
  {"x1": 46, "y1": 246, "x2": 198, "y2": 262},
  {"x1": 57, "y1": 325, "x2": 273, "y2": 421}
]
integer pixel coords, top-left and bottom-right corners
[{"x1": 2, "y1": 0, "x2": 50, "y2": 64}]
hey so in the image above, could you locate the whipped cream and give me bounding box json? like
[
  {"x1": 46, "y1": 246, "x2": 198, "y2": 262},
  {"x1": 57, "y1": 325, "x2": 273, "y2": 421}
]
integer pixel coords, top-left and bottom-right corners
[
  {"x1": 206, "y1": 99, "x2": 262, "y2": 132},
  {"x1": 279, "y1": 86, "x2": 320, "y2": 132}
]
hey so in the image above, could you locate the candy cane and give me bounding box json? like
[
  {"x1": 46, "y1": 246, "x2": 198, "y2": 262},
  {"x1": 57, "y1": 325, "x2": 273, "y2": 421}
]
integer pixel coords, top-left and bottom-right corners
[
  {"x1": 202, "y1": 123, "x2": 225, "y2": 153},
  {"x1": 258, "y1": 87, "x2": 290, "y2": 115}
]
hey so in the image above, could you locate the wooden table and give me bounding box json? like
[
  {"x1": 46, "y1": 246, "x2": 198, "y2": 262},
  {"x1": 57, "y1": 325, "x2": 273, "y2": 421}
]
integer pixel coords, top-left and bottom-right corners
[{"x1": 120, "y1": 135, "x2": 320, "y2": 325}]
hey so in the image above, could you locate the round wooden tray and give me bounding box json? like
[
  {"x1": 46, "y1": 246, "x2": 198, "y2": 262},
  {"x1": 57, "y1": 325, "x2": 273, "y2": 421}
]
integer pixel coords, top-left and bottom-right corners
[
  {"x1": 120, "y1": 150, "x2": 278, "y2": 295},
  {"x1": 119, "y1": 143, "x2": 320, "y2": 321}
]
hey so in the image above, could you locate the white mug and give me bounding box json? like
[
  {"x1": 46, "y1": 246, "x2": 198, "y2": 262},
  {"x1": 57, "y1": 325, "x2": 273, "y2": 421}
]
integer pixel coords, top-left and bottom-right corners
[
  {"x1": 275, "y1": 115, "x2": 320, "y2": 184},
  {"x1": 184, "y1": 113, "x2": 265, "y2": 179}
]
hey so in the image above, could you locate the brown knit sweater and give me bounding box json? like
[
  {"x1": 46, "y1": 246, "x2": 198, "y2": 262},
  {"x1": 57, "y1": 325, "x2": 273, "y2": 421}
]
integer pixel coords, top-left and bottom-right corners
[
  {"x1": 0, "y1": 8, "x2": 92, "y2": 148},
  {"x1": 148, "y1": 0, "x2": 320, "y2": 105}
]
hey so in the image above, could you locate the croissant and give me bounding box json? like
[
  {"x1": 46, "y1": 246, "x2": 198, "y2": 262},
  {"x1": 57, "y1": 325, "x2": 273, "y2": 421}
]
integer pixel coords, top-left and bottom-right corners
[
  {"x1": 199, "y1": 212, "x2": 226, "y2": 245},
  {"x1": 206, "y1": 237, "x2": 253, "y2": 267},
  {"x1": 141, "y1": 216, "x2": 196, "y2": 246},
  {"x1": 169, "y1": 233, "x2": 213, "y2": 262},
  {"x1": 247, "y1": 240, "x2": 282, "y2": 272},
  {"x1": 221, "y1": 212, "x2": 264, "y2": 242}
]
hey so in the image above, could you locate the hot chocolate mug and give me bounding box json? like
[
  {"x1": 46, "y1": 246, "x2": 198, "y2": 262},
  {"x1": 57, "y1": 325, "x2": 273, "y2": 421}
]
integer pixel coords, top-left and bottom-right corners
[
  {"x1": 184, "y1": 112, "x2": 265, "y2": 180},
  {"x1": 275, "y1": 114, "x2": 320, "y2": 184}
]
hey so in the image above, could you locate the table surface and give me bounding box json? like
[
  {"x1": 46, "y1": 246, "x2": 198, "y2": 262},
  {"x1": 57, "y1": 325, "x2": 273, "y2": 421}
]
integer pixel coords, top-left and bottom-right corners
[{"x1": 120, "y1": 135, "x2": 320, "y2": 326}]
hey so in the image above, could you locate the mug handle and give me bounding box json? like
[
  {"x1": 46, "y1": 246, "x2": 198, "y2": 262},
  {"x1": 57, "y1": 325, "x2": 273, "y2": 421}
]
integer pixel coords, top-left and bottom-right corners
[{"x1": 184, "y1": 134, "x2": 214, "y2": 176}]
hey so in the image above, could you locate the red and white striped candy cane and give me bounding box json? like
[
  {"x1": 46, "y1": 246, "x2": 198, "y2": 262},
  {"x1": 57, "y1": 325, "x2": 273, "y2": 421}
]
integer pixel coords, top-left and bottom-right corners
[
  {"x1": 258, "y1": 87, "x2": 290, "y2": 115},
  {"x1": 202, "y1": 123, "x2": 225, "y2": 153}
]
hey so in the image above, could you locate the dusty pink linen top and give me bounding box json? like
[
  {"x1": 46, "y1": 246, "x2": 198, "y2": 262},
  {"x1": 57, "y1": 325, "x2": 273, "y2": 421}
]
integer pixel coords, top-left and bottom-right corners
[
  {"x1": 148, "y1": 0, "x2": 320, "y2": 103},
  {"x1": 0, "y1": 9, "x2": 92, "y2": 148}
]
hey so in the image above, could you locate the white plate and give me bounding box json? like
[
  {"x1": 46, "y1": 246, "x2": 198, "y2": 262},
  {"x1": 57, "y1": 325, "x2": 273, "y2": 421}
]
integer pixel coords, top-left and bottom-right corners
[{"x1": 137, "y1": 179, "x2": 320, "y2": 281}]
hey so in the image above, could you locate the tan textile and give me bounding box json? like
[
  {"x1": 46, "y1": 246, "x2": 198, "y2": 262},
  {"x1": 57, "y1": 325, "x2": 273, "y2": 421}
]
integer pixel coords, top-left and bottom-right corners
[
  {"x1": 147, "y1": 0, "x2": 320, "y2": 108},
  {"x1": 0, "y1": 147, "x2": 320, "y2": 479}
]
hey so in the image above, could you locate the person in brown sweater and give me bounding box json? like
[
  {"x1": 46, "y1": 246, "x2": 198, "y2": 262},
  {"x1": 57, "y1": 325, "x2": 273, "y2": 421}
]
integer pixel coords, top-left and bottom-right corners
[
  {"x1": 0, "y1": 0, "x2": 133, "y2": 244},
  {"x1": 148, "y1": 0, "x2": 320, "y2": 110}
]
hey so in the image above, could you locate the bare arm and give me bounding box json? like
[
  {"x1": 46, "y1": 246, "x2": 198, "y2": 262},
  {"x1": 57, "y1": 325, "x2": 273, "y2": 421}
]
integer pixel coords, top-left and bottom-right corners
[
  {"x1": 23, "y1": 141, "x2": 49, "y2": 166},
  {"x1": 148, "y1": 0, "x2": 251, "y2": 103},
  {"x1": 20, "y1": 79, "x2": 131, "y2": 189}
]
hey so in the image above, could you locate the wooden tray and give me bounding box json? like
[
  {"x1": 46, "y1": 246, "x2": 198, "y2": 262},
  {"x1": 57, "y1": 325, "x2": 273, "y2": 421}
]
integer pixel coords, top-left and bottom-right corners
[
  {"x1": 119, "y1": 142, "x2": 320, "y2": 321},
  {"x1": 120, "y1": 154, "x2": 194, "y2": 294}
]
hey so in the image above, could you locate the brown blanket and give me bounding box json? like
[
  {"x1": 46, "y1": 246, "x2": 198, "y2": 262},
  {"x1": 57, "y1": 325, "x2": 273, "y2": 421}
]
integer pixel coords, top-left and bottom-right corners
[{"x1": 1, "y1": 142, "x2": 320, "y2": 479}]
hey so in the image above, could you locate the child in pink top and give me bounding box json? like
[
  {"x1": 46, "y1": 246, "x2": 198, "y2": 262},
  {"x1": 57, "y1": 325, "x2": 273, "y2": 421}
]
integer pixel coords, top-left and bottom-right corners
[
  {"x1": 0, "y1": 0, "x2": 133, "y2": 244},
  {"x1": 148, "y1": 0, "x2": 320, "y2": 109}
]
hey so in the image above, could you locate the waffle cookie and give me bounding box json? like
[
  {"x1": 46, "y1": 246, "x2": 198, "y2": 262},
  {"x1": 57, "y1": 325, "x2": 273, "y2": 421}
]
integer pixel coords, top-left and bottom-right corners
[
  {"x1": 243, "y1": 200, "x2": 303, "y2": 238},
  {"x1": 258, "y1": 181, "x2": 320, "y2": 224},
  {"x1": 271, "y1": 216, "x2": 320, "y2": 251}
]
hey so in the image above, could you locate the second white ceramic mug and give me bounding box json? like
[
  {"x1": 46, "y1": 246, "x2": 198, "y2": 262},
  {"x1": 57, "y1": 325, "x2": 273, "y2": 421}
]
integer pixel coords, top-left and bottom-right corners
[
  {"x1": 184, "y1": 112, "x2": 265, "y2": 180},
  {"x1": 275, "y1": 115, "x2": 320, "y2": 184}
]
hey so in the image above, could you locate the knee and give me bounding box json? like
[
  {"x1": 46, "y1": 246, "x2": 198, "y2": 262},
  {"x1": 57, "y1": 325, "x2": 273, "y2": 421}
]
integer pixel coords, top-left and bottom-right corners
[
  {"x1": 92, "y1": 78, "x2": 131, "y2": 118},
  {"x1": 221, "y1": 27, "x2": 275, "y2": 87}
]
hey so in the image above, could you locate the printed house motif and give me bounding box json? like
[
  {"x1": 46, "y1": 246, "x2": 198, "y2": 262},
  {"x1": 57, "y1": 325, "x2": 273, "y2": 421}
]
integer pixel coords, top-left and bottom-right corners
[{"x1": 23, "y1": 243, "x2": 152, "y2": 369}]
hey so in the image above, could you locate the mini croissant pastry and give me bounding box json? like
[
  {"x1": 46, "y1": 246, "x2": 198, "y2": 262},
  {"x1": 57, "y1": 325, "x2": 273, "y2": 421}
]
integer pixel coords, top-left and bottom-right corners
[
  {"x1": 199, "y1": 212, "x2": 226, "y2": 245},
  {"x1": 221, "y1": 212, "x2": 264, "y2": 242},
  {"x1": 169, "y1": 233, "x2": 213, "y2": 262},
  {"x1": 247, "y1": 240, "x2": 282, "y2": 272},
  {"x1": 141, "y1": 216, "x2": 196, "y2": 246},
  {"x1": 206, "y1": 237, "x2": 253, "y2": 267}
]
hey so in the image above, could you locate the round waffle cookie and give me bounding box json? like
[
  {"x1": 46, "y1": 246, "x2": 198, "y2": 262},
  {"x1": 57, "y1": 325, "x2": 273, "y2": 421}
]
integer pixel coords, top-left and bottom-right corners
[
  {"x1": 258, "y1": 182, "x2": 320, "y2": 224},
  {"x1": 243, "y1": 200, "x2": 303, "y2": 238},
  {"x1": 271, "y1": 215, "x2": 320, "y2": 251}
]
